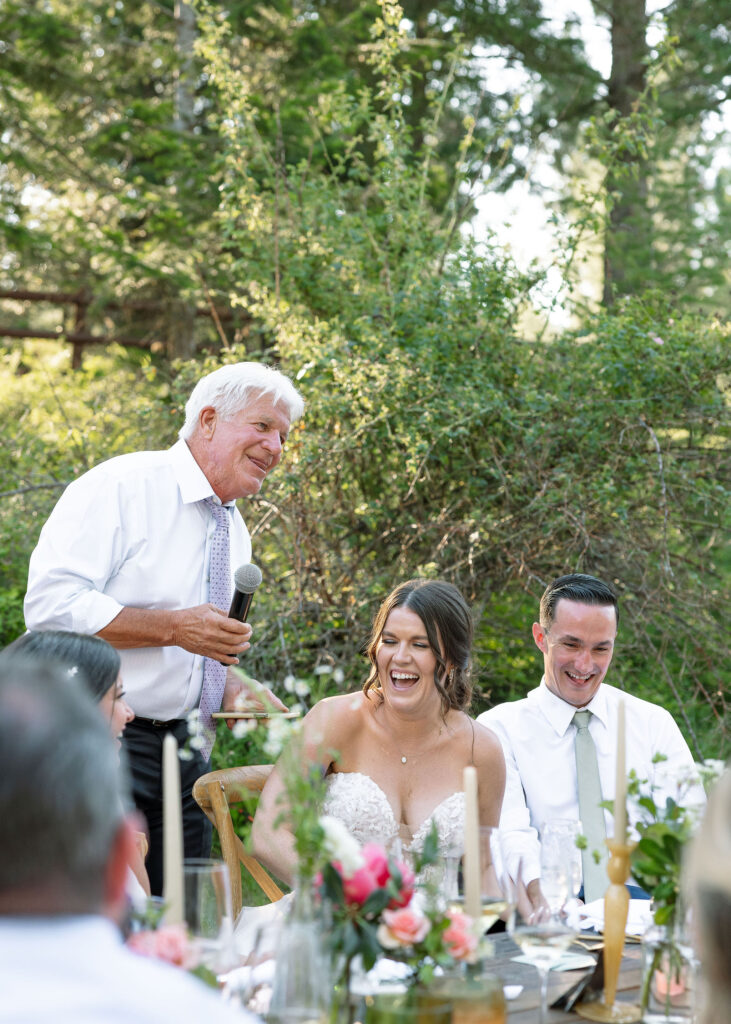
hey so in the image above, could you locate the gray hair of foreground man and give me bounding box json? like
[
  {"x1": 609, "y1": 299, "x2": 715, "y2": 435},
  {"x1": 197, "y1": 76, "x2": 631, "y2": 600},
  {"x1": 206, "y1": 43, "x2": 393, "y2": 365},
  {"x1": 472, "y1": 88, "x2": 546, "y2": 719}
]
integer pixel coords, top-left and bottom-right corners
[
  {"x1": 0, "y1": 657, "x2": 124, "y2": 912},
  {"x1": 179, "y1": 361, "x2": 305, "y2": 440},
  {"x1": 539, "y1": 572, "x2": 619, "y2": 631}
]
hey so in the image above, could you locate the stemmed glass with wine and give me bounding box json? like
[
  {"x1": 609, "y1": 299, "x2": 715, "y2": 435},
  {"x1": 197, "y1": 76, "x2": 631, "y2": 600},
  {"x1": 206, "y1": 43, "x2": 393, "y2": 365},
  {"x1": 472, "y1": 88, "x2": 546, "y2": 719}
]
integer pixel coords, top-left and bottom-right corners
[
  {"x1": 448, "y1": 826, "x2": 515, "y2": 936},
  {"x1": 508, "y1": 857, "x2": 576, "y2": 1024}
]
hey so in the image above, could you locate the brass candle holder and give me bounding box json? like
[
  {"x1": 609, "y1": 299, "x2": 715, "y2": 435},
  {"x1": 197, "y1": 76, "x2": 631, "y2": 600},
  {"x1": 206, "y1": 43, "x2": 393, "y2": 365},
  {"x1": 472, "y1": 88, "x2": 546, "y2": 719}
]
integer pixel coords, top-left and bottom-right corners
[{"x1": 575, "y1": 838, "x2": 642, "y2": 1023}]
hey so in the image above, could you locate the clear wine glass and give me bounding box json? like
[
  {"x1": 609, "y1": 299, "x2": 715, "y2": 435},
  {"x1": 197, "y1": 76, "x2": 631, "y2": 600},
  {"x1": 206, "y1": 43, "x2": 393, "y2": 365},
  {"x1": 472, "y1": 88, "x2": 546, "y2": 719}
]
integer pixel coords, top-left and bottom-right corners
[
  {"x1": 539, "y1": 819, "x2": 581, "y2": 917},
  {"x1": 451, "y1": 827, "x2": 514, "y2": 937},
  {"x1": 182, "y1": 857, "x2": 235, "y2": 975},
  {"x1": 508, "y1": 862, "x2": 575, "y2": 1024},
  {"x1": 223, "y1": 917, "x2": 281, "y2": 1015}
]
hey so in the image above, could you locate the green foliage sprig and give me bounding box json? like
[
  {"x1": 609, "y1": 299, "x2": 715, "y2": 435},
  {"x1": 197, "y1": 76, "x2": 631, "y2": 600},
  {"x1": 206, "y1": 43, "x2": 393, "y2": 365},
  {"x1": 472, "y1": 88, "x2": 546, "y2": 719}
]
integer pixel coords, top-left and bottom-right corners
[{"x1": 627, "y1": 757, "x2": 721, "y2": 926}]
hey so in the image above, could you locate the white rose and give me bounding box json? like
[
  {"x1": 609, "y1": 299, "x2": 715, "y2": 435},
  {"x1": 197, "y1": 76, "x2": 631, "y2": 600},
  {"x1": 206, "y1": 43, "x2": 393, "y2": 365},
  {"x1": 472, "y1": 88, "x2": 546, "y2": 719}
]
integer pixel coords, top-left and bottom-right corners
[{"x1": 320, "y1": 815, "x2": 364, "y2": 876}]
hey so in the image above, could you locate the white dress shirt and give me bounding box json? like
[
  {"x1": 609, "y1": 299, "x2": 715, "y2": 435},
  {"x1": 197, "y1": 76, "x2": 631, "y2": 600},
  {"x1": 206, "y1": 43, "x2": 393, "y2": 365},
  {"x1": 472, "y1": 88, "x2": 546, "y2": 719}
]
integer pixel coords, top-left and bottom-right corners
[
  {"x1": 0, "y1": 915, "x2": 254, "y2": 1024},
  {"x1": 478, "y1": 680, "x2": 700, "y2": 884},
  {"x1": 24, "y1": 440, "x2": 251, "y2": 719}
]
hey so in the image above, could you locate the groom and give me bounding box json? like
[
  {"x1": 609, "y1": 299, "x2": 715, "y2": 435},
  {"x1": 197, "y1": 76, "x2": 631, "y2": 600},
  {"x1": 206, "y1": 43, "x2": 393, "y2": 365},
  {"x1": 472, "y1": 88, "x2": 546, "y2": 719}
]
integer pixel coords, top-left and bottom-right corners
[{"x1": 479, "y1": 573, "x2": 700, "y2": 906}]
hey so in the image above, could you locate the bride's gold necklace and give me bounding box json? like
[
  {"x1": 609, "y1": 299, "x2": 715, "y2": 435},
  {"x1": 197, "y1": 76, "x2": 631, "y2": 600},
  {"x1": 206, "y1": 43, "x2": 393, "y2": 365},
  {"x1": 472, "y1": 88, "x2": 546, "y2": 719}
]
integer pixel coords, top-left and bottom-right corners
[{"x1": 377, "y1": 707, "x2": 445, "y2": 765}]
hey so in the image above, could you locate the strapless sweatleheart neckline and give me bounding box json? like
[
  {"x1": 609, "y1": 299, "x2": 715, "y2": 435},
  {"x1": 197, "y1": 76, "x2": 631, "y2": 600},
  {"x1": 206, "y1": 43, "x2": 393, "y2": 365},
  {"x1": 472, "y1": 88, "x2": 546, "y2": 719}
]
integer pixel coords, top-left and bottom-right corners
[{"x1": 322, "y1": 770, "x2": 465, "y2": 854}]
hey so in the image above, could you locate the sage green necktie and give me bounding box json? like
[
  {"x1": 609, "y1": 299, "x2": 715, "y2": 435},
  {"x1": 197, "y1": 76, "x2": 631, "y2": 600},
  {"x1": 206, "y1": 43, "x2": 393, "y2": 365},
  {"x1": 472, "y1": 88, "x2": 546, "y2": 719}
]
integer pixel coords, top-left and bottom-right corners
[{"x1": 573, "y1": 710, "x2": 608, "y2": 902}]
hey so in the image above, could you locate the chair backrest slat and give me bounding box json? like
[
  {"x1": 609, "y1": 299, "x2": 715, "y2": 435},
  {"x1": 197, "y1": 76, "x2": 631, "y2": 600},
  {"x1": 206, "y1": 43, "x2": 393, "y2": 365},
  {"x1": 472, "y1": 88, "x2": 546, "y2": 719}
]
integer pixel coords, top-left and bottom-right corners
[{"x1": 192, "y1": 764, "x2": 284, "y2": 917}]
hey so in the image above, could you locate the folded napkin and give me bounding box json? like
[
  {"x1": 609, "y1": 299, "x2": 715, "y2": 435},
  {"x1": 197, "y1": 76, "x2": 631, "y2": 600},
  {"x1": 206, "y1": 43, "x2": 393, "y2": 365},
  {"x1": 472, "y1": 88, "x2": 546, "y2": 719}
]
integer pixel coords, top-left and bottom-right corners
[
  {"x1": 233, "y1": 896, "x2": 291, "y2": 958},
  {"x1": 571, "y1": 898, "x2": 653, "y2": 937},
  {"x1": 511, "y1": 951, "x2": 596, "y2": 972},
  {"x1": 350, "y1": 958, "x2": 413, "y2": 996}
]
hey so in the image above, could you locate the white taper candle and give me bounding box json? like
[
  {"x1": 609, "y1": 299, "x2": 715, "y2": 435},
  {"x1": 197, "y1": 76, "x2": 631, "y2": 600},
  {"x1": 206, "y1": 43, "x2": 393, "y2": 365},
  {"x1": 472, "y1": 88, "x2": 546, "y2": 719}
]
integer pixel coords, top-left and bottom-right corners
[{"x1": 162, "y1": 733, "x2": 185, "y2": 924}]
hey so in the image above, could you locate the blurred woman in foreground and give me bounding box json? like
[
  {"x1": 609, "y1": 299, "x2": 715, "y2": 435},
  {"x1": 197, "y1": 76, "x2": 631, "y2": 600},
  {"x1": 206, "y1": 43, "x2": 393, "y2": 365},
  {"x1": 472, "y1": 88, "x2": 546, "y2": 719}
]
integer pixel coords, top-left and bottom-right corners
[{"x1": 9, "y1": 630, "x2": 150, "y2": 901}]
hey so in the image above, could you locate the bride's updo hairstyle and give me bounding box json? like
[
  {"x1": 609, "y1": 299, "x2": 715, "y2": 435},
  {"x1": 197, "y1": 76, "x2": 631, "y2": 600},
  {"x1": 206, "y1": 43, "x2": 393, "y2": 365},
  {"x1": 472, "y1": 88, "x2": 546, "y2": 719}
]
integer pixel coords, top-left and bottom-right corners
[{"x1": 363, "y1": 579, "x2": 473, "y2": 716}]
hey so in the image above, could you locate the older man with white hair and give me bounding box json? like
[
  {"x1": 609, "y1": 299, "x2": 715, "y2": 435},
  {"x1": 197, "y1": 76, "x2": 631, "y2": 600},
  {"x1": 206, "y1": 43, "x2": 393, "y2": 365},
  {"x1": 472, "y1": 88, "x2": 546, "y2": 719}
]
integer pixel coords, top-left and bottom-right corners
[{"x1": 24, "y1": 361, "x2": 304, "y2": 894}]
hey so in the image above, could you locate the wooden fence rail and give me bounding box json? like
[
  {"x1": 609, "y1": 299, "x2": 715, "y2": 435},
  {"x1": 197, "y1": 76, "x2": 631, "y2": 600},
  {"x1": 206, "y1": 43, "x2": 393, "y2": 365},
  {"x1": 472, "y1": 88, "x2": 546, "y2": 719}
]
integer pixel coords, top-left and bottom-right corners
[{"x1": 0, "y1": 288, "x2": 237, "y2": 367}]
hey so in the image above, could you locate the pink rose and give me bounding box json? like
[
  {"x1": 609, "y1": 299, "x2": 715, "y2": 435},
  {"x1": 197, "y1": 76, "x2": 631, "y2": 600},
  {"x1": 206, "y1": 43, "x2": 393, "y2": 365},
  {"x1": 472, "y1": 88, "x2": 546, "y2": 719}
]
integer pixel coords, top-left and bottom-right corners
[
  {"x1": 388, "y1": 860, "x2": 415, "y2": 909},
  {"x1": 378, "y1": 906, "x2": 430, "y2": 949},
  {"x1": 342, "y1": 863, "x2": 379, "y2": 905},
  {"x1": 127, "y1": 924, "x2": 197, "y2": 969},
  {"x1": 443, "y1": 910, "x2": 478, "y2": 963},
  {"x1": 362, "y1": 844, "x2": 391, "y2": 887}
]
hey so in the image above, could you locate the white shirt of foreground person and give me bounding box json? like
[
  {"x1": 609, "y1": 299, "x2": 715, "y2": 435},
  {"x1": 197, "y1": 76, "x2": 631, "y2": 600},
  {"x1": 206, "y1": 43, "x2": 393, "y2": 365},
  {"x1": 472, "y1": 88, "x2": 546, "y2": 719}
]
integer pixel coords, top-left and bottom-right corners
[
  {"x1": 0, "y1": 916, "x2": 257, "y2": 1024},
  {"x1": 24, "y1": 439, "x2": 250, "y2": 720},
  {"x1": 478, "y1": 679, "x2": 700, "y2": 884}
]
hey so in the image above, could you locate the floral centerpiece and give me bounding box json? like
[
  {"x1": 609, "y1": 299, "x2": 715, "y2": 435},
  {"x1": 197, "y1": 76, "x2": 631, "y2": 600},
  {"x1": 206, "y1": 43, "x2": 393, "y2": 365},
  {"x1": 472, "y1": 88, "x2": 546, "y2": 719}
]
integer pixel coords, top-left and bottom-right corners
[
  {"x1": 628, "y1": 758, "x2": 722, "y2": 927},
  {"x1": 126, "y1": 917, "x2": 219, "y2": 987},
  {"x1": 319, "y1": 815, "x2": 477, "y2": 977},
  {"x1": 317, "y1": 817, "x2": 479, "y2": 1022},
  {"x1": 627, "y1": 757, "x2": 723, "y2": 1021},
  {"x1": 253, "y1": 693, "x2": 482, "y2": 1021}
]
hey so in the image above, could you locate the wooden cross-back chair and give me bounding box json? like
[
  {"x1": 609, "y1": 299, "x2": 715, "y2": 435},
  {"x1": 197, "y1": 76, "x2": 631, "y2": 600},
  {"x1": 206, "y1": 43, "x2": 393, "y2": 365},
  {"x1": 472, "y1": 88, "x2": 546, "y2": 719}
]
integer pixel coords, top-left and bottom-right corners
[{"x1": 192, "y1": 764, "x2": 284, "y2": 918}]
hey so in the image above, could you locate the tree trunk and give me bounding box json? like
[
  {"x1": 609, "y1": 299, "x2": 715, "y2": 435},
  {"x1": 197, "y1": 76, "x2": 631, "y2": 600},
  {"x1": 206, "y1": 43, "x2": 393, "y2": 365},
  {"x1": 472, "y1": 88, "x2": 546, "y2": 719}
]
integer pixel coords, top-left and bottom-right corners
[
  {"x1": 602, "y1": 0, "x2": 649, "y2": 307},
  {"x1": 166, "y1": 298, "x2": 196, "y2": 359},
  {"x1": 174, "y1": 0, "x2": 197, "y2": 134}
]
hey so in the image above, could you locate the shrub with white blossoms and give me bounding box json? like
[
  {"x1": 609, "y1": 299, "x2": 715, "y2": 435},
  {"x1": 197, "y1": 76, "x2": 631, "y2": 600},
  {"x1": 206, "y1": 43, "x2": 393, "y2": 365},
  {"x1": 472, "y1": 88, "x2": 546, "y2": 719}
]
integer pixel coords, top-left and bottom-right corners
[
  {"x1": 264, "y1": 714, "x2": 299, "y2": 760},
  {"x1": 178, "y1": 708, "x2": 207, "y2": 761}
]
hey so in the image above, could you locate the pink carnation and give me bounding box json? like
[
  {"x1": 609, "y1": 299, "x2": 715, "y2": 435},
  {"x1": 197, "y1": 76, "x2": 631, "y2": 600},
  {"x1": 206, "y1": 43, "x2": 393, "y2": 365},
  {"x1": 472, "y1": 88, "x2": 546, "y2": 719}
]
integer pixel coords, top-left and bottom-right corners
[
  {"x1": 127, "y1": 924, "x2": 197, "y2": 969},
  {"x1": 378, "y1": 905, "x2": 430, "y2": 949},
  {"x1": 362, "y1": 844, "x2": 391, "y2": 887},
  {"x1": 338, "y1": 843, "x2": 392, "y2": 906},
  {"x1": 388, "y1": 860, "x2": 415, "y2": 909},
  {"x1": 443, "y1": 910, "x2": 478, "y2": 963},
  {"x1": 341, "y1": 862, "x2": 379, "y2": 905}
]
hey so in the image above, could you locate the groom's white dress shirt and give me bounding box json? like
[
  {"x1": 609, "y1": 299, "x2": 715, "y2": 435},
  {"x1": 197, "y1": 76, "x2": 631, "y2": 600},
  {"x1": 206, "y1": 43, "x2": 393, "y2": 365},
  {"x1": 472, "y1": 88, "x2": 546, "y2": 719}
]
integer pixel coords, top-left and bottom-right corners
[{"x1": 478, "y1": 680, "x2": 700, "y2": 884}]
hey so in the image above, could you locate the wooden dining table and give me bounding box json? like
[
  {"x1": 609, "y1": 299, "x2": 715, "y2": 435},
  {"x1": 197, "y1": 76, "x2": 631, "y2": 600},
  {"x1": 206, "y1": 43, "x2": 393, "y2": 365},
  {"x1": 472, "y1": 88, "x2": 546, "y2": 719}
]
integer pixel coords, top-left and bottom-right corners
[{"x1": 487, "y1": 932, "x2": 643, "y2": 1022}]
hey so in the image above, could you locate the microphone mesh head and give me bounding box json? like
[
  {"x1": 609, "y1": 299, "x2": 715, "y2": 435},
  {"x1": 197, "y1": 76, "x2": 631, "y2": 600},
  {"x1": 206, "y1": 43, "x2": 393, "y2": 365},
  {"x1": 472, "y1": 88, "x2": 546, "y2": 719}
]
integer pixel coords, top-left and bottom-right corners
[{"x1": 233, "y1": 562, "x2": 263, "y2": 594}]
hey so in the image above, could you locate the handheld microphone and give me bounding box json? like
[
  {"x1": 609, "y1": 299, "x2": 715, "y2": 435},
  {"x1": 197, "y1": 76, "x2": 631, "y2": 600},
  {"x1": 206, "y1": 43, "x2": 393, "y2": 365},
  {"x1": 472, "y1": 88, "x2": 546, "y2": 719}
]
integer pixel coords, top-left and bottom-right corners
[{"x1": 228, "y1": 562, "x2": 263, "y2": 623}]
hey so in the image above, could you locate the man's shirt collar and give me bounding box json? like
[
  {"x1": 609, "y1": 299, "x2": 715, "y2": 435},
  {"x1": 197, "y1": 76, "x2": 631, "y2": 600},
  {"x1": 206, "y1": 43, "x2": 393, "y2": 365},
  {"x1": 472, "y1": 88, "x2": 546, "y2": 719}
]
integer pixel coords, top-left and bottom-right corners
[
  {"x1": 535, "y1": 676, "x2": 610, "y2": 735},
  {"x1": 172, "y1": 439, "x2": 235, "y2": 507}
]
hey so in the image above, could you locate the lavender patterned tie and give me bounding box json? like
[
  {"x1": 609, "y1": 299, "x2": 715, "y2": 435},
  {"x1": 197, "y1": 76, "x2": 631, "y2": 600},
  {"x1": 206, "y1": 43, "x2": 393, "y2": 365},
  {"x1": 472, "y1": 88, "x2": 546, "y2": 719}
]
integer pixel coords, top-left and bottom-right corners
[{"x1": 199, "y1": 497, "x2": 232, "y2": 760}]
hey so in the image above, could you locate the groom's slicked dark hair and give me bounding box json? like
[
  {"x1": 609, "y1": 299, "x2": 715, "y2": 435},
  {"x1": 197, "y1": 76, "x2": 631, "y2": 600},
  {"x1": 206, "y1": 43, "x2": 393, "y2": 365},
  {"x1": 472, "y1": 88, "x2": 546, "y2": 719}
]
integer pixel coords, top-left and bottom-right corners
[
  {"x1": 0, "y1": 655, "x2": 123, "y2": 910},
  {"x1": 539, "y1": 573, "x2": 619, "y2": 631}
]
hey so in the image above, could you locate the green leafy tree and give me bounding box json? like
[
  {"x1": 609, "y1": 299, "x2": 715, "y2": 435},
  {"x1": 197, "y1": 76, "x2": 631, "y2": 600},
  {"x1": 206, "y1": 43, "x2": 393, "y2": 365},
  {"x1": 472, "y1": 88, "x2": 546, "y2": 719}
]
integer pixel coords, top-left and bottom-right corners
[
  {"x1": 1, "y1": 1, "x2": 728, "y2": 766},
  {"x1": 581, "y1": 0, "x2": 731, "y2": 309}
]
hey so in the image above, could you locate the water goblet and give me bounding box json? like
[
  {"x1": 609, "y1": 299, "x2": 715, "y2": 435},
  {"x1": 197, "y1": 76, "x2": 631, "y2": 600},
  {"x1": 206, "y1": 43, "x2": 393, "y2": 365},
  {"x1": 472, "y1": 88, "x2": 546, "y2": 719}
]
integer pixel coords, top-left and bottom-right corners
[
  {"x1": 508, "y1": 863, "x2": 575, "y2": 1024},
  {"x1": 182, "y1": 857, "x2": 235, "y2": 975},
  {"x1": 451, "y1": 827, "x2": 513, "y2": 936},
  {"x1": 223, "y1": 917, "x2": 281, "y2": 1015},
  {"x1": 541, "y1": 818, "x2": 582, "y2": 903}
]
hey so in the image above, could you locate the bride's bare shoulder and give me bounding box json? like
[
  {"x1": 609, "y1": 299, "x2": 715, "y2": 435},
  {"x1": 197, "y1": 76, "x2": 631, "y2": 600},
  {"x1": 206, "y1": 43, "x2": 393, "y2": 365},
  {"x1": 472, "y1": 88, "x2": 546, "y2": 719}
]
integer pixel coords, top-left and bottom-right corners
[
  {"x1": 305, "y1": 691, "x2": 372, "y2": 739},
  {"x1": 470, "y1": 716, "x2": 506, "y2": 766}
]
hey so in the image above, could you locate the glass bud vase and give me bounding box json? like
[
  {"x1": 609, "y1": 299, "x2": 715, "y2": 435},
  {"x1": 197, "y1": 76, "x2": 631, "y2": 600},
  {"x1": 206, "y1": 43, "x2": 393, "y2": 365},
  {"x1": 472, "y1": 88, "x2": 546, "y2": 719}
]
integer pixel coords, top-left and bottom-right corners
[
  {"x1": 640, "y1": 922, "x2": 696, "y2": 1024},
  {"x1": 269, "y1": 877, "x2": 331, "y2": 1024}
]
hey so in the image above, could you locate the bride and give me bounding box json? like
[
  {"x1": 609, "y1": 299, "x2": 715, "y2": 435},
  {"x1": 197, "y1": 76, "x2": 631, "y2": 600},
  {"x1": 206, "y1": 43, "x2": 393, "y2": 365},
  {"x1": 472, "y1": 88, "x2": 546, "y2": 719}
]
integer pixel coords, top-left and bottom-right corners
[{"x1": 251, "y1": 578, "x2": 505, "y2": 884}]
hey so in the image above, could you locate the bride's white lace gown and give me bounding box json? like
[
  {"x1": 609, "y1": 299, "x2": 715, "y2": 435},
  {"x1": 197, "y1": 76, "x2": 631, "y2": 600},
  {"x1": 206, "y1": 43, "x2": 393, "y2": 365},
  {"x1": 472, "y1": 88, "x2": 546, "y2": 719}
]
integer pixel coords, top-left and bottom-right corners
[
  {"x1": 234, "y1": 770, "x2": 465, "y2": 953},
  {"x1": 322, "y1": 771, "x2": 465, "y2": 858}
]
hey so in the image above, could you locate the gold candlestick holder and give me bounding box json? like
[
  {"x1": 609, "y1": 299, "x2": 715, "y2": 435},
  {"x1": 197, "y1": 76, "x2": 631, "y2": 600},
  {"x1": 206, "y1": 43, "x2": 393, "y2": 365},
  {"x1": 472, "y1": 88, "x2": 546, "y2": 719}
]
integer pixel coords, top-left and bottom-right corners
[{"x1": 575, "y1": 838, "x2": 642, "y2": 1023}]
